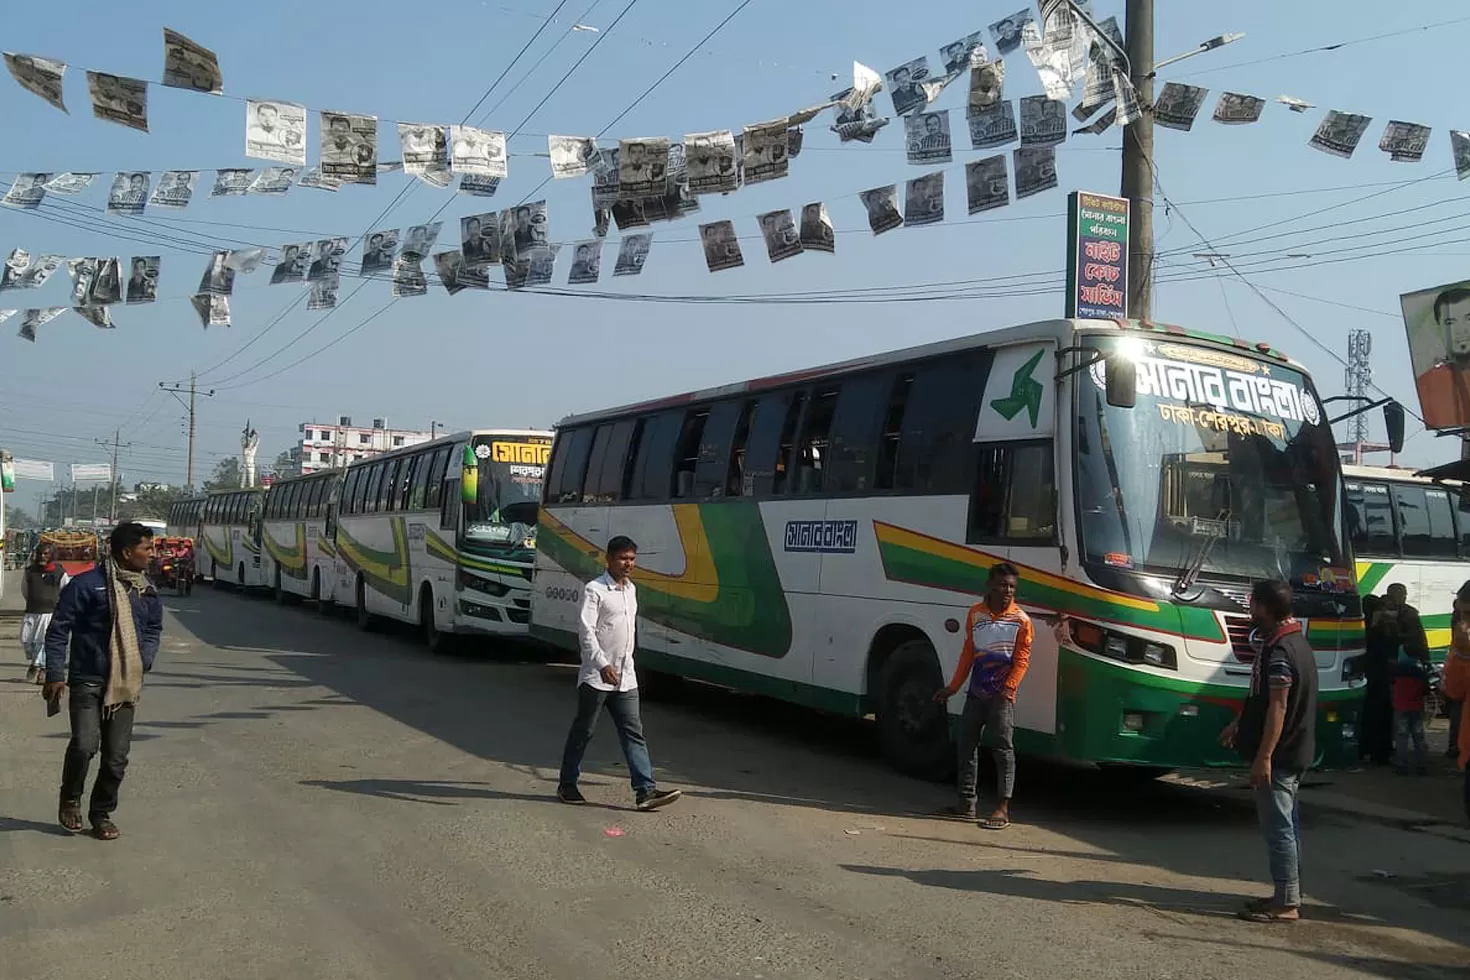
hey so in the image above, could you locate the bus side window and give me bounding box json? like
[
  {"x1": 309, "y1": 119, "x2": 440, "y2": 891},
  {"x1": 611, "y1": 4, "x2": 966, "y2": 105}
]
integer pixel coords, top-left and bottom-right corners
[
  {"x1": 424, "y1": 448, "x2": 449, "y2": 511},
  {"x1": 793, "y1": 387, "x2": 840, "y2": 495},
  {"x1": 968, "y1": 440, "x2": 1057, "y2": 544},
  {"x1": 896, "y1": 351, "x2": 991, "y2": 494},
  {"x1": 671, "y1": 409, "x2": 711, "y2": 499},
  {"x1": 546, "y1": 427, "x2": 595, "y2": 504},
  {"x1": 772, "y1": 391, "x2": 808, "y2": 495},
  {"x1": 725, "y1": 399, "x2": 759, "y2": 497},
  {"x1": 693, "y1": 401, "x2": 741, "y2": 499},
  {"x1": 586, "y1": 420, "x2": 636, "y2": 504},
  {"x1": 625, "y1": 412, "x2": 681, "y2": 502},
  {"x1": 875, "y1": 372, "x2": 914, "y2": 490},
  {"x1": 827, "y1": 372, "x2": 889, "y2": 494}
]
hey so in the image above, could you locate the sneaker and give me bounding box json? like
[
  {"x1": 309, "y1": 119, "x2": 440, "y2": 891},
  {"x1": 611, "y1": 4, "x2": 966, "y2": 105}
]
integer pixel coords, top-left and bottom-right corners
[
  {"x1": 556, "y1": 786, "x2": 587, "y2": 805},
  {"x1": 635, "y1": 788, "x2": 681, "y2": 811}
]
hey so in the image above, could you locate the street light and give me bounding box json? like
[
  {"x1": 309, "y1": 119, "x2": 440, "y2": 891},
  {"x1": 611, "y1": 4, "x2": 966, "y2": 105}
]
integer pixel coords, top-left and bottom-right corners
[
  {"x1": 1154, "y1": 32, "x2": 1246, "y2": 72},
  {"x1": 430, "y1": 419, "x2": 444, "y2": 440}
]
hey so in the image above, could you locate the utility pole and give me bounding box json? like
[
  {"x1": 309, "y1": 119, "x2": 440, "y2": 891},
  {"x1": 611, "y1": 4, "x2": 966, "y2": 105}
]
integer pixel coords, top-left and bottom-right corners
[
  {"x1": 95, "y1": 429, "x2": 131, "y2": 522},
  {"x1": 159, "y1": 372, "x2": 215, "y2": 491},
  {"x1": 1121, "y1": 0, "x2": 1155, "y2": 321}
]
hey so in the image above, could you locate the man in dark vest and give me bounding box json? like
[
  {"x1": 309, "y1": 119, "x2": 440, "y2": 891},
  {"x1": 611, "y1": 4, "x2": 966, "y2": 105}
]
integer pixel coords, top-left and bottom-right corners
[
  {"x1": 1219, "y1": 579, "x2": 1318, "y2": 923},
  {"x1": 21, "y1": 543, "x2": 70, "y2": 684}
]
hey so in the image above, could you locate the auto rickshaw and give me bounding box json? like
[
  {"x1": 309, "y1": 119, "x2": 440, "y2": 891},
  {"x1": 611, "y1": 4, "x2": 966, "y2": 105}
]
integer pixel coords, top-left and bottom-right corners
[{"x1": 151, "y1": 536, "x2": 196, "y2": 595}]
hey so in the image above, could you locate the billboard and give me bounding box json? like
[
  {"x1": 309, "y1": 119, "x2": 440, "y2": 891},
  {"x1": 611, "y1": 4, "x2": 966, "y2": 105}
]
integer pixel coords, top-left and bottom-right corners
[
  {"x1": 1065, "y1": 190, "x2": 1129, "y2": 320},
  {"x1": 70, "y1": 463, "x2": 113, "y2": 482},
  {"x1": 1400, "y1": 280, "x2": 1470, "y2": 430},
  {"x1": 12, "y1": 458, "x2": 54, "y2": 481}
]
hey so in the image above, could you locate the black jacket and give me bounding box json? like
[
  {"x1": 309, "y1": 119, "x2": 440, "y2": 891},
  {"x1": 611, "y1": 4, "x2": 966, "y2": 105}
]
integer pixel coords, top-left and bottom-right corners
[
  {"x1": 43, "y1": 566, "x2": 163, "y2": 684},
  {"x1": 1237, "y1": 628, "x2": 1319, "y2": 772}
]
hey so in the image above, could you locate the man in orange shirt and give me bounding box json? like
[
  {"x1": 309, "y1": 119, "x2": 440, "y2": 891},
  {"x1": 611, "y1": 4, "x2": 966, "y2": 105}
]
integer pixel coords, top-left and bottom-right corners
[
  {"x1": 1442, "y1": 583, "x2": 1470, "y2": 823},
  {"x1": 1414, "y1": 287, "x2": 1470, "y2": 429},
  {"x1": 934, "y1": 562, "x2": 1032, "y2": 830}
]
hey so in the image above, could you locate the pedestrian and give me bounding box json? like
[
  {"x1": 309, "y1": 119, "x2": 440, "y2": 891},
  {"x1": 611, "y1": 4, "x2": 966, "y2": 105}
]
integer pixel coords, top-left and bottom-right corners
[
  {"x1": 933, "y1": 562, "x2": 1031, "y2": 831},
  {"x1": 20, "y1": 543, "x2": 69, "y2": 685},
  {"x1": 42, "y1": 522, "x2": 162, "y2": 841},
  {"x1": 1390, "y1": 648, "x2": 1432, "y2": 775},
  {"x1": 1221, "y1": 579, "x2": 1318, "y2": 923},
  {"x1": 556, "y1": 535, "x2": 681, "y2": 811},
  {"x1": 1359, "y1": 593, "x2": 1396, "y2": 765},
  {"x1": 1442, "y1": 582, "x2": 1470, "y2": 822}
]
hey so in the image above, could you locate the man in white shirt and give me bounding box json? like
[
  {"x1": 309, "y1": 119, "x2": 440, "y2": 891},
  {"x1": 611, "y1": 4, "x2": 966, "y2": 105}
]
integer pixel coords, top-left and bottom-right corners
[{"x1": 557, "y1": 536, "x2": 681, "y2": 811}]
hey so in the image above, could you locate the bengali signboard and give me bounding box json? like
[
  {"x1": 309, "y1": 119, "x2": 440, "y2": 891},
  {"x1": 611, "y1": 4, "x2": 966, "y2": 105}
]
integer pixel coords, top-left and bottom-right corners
[
  {"x1": 11, "y1": 458, "x2": 54, "y2": 481},
  {"x1": 1065, "y1": 190, "x2": 1129, "y2": 320},
  {"x1": 70, "y1": 462, "x2": 112, "y2": 482}
]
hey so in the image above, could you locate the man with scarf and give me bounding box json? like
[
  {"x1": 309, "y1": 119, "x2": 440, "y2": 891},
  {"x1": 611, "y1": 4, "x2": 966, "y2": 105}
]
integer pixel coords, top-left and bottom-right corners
[
  {"x1": 42, "y1": 522, "x2": 162, "y2": 841},
  {"x1": 1219, "y1": 579, "x2": 1319, "y2": 923}
]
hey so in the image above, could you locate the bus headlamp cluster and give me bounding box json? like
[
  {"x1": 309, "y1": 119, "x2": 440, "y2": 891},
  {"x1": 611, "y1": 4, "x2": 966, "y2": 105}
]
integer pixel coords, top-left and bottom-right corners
[
  {"x1": 1069, "y1": 620, "x2": 1178, "y2": 670},
  {"x1": 457, "y1": 569, "x2": 508, "y2": 596}
]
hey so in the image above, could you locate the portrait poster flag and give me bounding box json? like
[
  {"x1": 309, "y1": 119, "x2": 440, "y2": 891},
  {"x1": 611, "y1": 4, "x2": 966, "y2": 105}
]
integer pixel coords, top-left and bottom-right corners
[
  {"x1": 1, "y1": 249, "x2": 29, "y2": 290},
  {"x1": 968, "y1": 100, "x2": 1017, "y2": 150},
  {"x1": 1065, "y1": 190, "x2": 1129, "y2": 319},
  {"x1": 19, "y1": 307, "x2": 66, "y2": 342},
  {"x1": 308, "y1": 238, "x2": 348, "y2": 281},
  {"x1": 270, "y1": 243, "x2": 309, "y2": 285},
  {"x1": 799, "y1": 202, "x2": 835, "y2": 254},
  {"x1": 1308, "y1": 111, "x2": 1372, "y2": 159},
  {"x1": 189, "y1": 293, "x2": 230, "y2": 328},
  {"x1": 1379, "y1": 121, "x2": 1431, "y2": 163},
  {"x1": 549, "y1": 135, "x2": 598, "y2": 179},
  {"x1": 613, "y1": 233, "x2": 652, "y2": 277},
  {"x1": 4, "y1": 173, "x2": 49, "y2": 209},
  {"x1": 450, "y1": 126, "x2": 508, "y2": 179},
  {"x1": 307, "y1": 275, "x2": 340, "y2": 311},
  {"x1": 211, "y1": 168, "x2": 254, "y2": 197},
  {"x1": 567, "y1": 241, "x2": 603, "y2": 284},
  {"x1": 757, "y1": 209, "x2": 802, "y2": 263},
  {"x1": 5, "y1": 53, "x2": 67, "y2": 113},
  {"x1": 686, "y1": 129, "x2": 739, "y2": 193},
  {"x1": 989, "y1": 8, "x2": 1039, "y2": 57},
  {"x1": 246, "y1": 100, "x2": 307, "y2": 165},
  {"x1": 1212, "y1": 92, "x2": 1265, "y2": 125},
  {"x1": 1013, "y1": 146, "x2": 1058, "y2": 199},
  {"x1": 74, "y1": 305, "x2": 113, "y2": 329},
  {"x1": 619, "y1": 137, "x2": 670, "y2": 198},
  {"x1": 966, "y1": 155, "x2": 1009, "y2": 214},
  {"x1": 743, "y1": 119, "x2": 789, "y2": 184},
  {"x1": 1399, "y1": 279, "x2": 1470, "y2": 430},
  {"x1": 885, "y1": 56, "x2": 931, "y2": 118},
  {"x1": 829, "y1": 88, "x2": 889, "y2": 144},
  {"x1": 904, "y1": 172, "x2": 945, "y2": 227},
  {"x1": 860, "y1": 184, "x2": 904, "y2": 235},
  {"x1": 401, "y1": 223, "x2": 443, "y2": 261},
  {"x1": 125, "y1": 256, "x2": 159, "y2": 304},
  {"x1": 360, "y1": 228, "x2": 400, "y2": 277},
  {"x1": 249, "y1": 167, "x2": 298, "y2": 195},
  {"x1": 460, "y1": 214, "x2": 499, "y2": 268},
  {"x1": 86, "y1": 72, "x2": 148, "y2": 132},
  {"x1": 298, "y1": 168, "x2": 342, "y2": 192},
  {"x1": 1019, "y1": 95, "x2": 1066, "y2": 146},
  {"x1": 433, "y1": 251, "x2": 467, "y2": 296},
  {"x1": 20, "y1": 255, "x2": 63, "y2": 290},
  {"x1": 1153, "y1": 83, "x2": 1208, "y2": 132},
  {"x1": 199, "y1": 251, "x2": 236, "y2": 296},
  {"x1": 46, "y1": 172, "x2": 97, "y2": 195},
  {"x1": 968, "y1": 59, "x2": 1006, "y2": 115},
  {"x1": 905, "y1": 111, "x2": 953, "y2": 165},
  {"x1": 699, "y1": 220, "x2": 744, "y2": 272},
  {"x1": 392, "y1": 256, "x2": 427, "y2": 298},
  {"x1": 320, "y1": 110, "x2": 379, "y2": 184},
  {"x1": 162, "y1": 29, "x2": 223, "y2": 94},
  {"x1": 940, "y1": 31, "x2": 989, "y2": 75},
  {"x1": 399, "y1": 122, "x2": 449, "y2": 175},
  {"x1": 89, "y1": 258, "x2": 122, "y2": 305},
  {"x1": 1452, "y1": 131, "x2": 1470, "y2": 181},
  {"x1": 527, "y1": 246, "x2": 559, "y2": 287}
]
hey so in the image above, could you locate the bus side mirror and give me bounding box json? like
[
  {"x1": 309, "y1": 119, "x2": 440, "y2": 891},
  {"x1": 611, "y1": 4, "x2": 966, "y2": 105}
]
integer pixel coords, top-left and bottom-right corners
[
  {"x1": 460, "y1": 445, "x2": 478, "y2": 506},
  {"x1": 1104, "y1": 354, "x2": 1137, "y2": 409},
  {"x1": 1383, "y1": 401, "x2": 1405, "y2": 454}
]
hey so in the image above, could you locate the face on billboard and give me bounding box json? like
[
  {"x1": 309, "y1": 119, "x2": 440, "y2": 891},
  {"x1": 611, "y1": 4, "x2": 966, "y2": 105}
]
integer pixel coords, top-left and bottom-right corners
[{"x1": 1400, "y1": 280, "x2": 1470, "y2": 430}]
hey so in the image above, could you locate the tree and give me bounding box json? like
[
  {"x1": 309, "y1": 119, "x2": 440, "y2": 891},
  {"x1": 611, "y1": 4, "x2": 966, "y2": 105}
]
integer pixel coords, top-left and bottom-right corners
[
  {"x1": 203, "y1": 457, "x2": 241, "y2": 492},
  {"x1": 117, "y1": 484, "x2": 186, "y2": 522},
  {"x1": 5, "y1": 504, "x2": 36, "y2": 528},
  {"x1": 270, "y1": 447, "x2": 300, "y2": 481}
]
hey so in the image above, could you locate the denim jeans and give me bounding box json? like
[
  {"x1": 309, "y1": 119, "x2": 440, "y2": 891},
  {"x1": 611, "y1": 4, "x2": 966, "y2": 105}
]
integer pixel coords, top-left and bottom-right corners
[
  {"x1": 956, "y1": 693, "x2": 1016, "y2": 807},
  {"x1": 559, "y1": 684, "x2": 656, "y2": 796},
  {"x1": 1393, "y1": 710, "x2": 1429, "y2": 770},
  {"x1": 1252, "y1": 768, "x2": 1304, "y2": 908},
  {"x1": 59, "y1": 680, "x2": 136, "y2": 820}
]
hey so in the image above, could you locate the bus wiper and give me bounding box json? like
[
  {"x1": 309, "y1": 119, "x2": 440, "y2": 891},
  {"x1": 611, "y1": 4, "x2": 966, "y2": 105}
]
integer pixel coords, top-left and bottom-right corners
[{"x1": 1172, "y1": 510, "x2": 1229, "y2": 596}]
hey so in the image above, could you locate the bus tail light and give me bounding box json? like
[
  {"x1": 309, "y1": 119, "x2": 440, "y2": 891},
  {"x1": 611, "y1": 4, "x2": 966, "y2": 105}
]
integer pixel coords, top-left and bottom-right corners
[{"x1": 1067, "y1": 619, "x2": 1178, "y2": 670}]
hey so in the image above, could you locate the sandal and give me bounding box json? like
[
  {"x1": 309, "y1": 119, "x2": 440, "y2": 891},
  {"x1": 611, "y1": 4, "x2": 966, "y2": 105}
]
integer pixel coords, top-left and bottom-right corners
[
  {"x1": 91, "y1": 818, "x2": 120, "y2": 841},
  {"x1": 1237, "y1": 905, "x2": 1299, "y2": 923},
  {"x1": 58, "y1": 801, "x2": 83, "y2": 833},
  {"x1": 979, "y1": 816, "x2": 1011, "y2": 831}
]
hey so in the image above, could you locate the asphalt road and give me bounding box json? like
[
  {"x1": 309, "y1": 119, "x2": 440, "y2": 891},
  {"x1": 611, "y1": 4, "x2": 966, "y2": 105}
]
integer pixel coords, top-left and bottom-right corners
[{"x1": 2, "y1": 576, "x2": 1468, "y2": 979}]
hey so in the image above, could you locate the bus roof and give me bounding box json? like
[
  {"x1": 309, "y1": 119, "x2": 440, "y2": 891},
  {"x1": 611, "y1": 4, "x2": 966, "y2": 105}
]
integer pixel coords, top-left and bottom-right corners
[
  {"x1": 553, "y1": 317, "x2": 1306, "y2": 429},
  {"x1": 205, "y1": 486, "x2": 264, "y2": 498},
  {"x1": 1343, "y1": 462, "x2": 1464, "y2": 486},
  {"x1": 338, "y1": 428, "x2": 554, "y2": 468},
  {"x1": 268, "y1": 467, "x2": 344, "y2": 486}
]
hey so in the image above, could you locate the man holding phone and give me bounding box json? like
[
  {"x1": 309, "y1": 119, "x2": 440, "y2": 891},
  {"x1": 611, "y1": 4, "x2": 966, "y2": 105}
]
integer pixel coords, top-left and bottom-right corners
[{"x1": 42, "y1": 522, "x2": 162, "y2": 841}]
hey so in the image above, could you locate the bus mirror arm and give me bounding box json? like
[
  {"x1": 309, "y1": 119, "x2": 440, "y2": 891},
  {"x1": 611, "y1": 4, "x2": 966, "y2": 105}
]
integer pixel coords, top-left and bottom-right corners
[
  {"x1": 1054, "y1": 346, "x2": 1136, "y2": 409},
  {"x1": 1324, "y1": 395, "x2": 1405, "y2": 454}
]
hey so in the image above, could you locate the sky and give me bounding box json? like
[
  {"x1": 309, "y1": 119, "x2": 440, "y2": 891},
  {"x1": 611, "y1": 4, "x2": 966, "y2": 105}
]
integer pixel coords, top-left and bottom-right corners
[{"x1": 2, "y1": 0, "x2": 1469, "y2": 514}]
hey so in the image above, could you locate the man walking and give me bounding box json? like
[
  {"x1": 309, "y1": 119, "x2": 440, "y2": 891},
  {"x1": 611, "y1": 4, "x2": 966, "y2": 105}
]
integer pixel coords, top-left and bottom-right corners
[
  {"x1": 21, "y1": 543, "x2": 69, "y2": 684},
  {"x1": 557, "y1": 536, "x2": 681, "y2": 811},
  {"x1": 42, "y1": 522, "x2": 162, "y2": 840},
  {"x1": 934, "y1": 562, "x2": 1031, "y2": 830},
  {"x1": 1220, "y1": 579, "x2": 1318, "y2": 923}
]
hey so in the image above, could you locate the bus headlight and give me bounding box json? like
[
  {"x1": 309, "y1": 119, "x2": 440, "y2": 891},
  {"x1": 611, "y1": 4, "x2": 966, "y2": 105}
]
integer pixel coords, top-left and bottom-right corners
[
  {"x1": 1069, "y1": 619, "x2": 1178, "y2": 670},
  {"x1": 457, "y1": 569, "x2": 508, "y2": 596}
]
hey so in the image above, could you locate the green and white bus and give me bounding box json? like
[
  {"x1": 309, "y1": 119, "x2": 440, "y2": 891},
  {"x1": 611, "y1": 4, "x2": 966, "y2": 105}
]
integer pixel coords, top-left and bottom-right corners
[
  {"x1": 331, "y1": 429, "x2": 552, "y2": 649},
  {"x1": 1344, "y1": 463, "x2": 1470, "y2": 661},
  {"x1": 531, "y1": 318, "x2": 1376, "y2": 777},
  {"x1": 200, "y1": 487, "x2": 266, "y2": 588},
  {"x1": 165, "y1": 495, "x2": 206, "y2": 542},
  {"x1": 260, "y1": 467, "x2": 344, "y2": 606}
]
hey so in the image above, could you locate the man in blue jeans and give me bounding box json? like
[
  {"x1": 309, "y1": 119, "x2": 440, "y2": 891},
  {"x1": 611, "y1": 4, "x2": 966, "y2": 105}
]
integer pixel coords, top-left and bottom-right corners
[
  {"x1": 1220, "y1": 579, "x2": 1318, "y2": 923},
  {"x1": 557, "y1": 535, "x2": 681, "y2": 811}
]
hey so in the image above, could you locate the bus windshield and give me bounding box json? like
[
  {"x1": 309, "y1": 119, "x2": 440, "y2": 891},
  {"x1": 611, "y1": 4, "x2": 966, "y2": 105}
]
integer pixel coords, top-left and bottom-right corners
[
  {"x1": 1074, "y1": 337, "x2": 1347, "y2": 589},
  {"x1": 465, "y1": 434, "x2": 550, "y2": 547}
]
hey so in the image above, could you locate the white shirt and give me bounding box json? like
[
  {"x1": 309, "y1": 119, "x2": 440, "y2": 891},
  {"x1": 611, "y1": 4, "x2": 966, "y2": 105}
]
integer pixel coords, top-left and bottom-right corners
[{"x1": 578, "y1": 572, "x2": 638, "y2": 692}]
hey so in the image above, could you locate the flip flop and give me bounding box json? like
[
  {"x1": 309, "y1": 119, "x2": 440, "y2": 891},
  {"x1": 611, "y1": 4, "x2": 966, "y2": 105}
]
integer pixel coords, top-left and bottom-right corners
[
  {"x1": 1237, "y1": 906, "x2": 1299, "y2": 923},
  {"x1": 91, "y1": 819, "x2": 120, "y2": 841},
  {"x1": 979, "y1": 816, "x2": 1010, "y2": 831},
  {"x1": 58, "y1": 802, "x2": 82, "y2": 833}
]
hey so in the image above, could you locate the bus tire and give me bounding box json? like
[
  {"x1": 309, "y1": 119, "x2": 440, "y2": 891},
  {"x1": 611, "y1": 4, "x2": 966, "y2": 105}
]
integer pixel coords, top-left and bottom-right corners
[
  {"x1": 311, "y1": 569, "x2": 331, "y2": 617},
  {"x1": 421, "y1": 585, "x2": 450, "y2": 655},
  {"x1": 273, "y1": 569, "x2": 286, "y2": 605},
  {"x1": 237, "y1": 563, "x2": 247, "y2": 594},
  {"x1": 211, "y1": 561, "x2": 224, "y2": 589},
  {"x1": 876, "y1": 639, "x2": 954, "y2": 782},
  {"x1": 355, "y1": 576, "x2": 374, "y2": 632}
]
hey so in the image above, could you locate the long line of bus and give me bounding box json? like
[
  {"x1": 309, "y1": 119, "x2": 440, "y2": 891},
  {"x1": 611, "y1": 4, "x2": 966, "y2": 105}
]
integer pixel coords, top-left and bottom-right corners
[{"x1": 174, "y1": 317, "x2": 1423, "y2": 779}]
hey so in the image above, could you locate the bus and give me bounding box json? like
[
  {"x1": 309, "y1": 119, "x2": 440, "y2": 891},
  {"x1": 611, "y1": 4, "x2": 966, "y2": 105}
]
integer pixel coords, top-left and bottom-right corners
[
  {"x1": 1343, "y1": 463, "x2": 1469, "y2": 661},
  {"x1": 200, "y1": 487, "x2": 266, "y2": 588},
  {"x1": 165, "y1": 495, "x2": 206, "y2": 542},
  {"x1": 259, "y1": 467, "x2": 344, "y2": 606},
  {"x1": 332, "y1": 429, "x2": 552, "y2": 650},
  {"x1": 531, "y1": 318, "x2": 1393, "y2": 778}
]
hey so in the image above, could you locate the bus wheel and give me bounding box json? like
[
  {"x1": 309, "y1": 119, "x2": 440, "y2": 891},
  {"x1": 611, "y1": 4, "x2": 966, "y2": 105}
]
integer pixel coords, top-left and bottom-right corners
[
  {"x1": 237, "y1": 563, "x2": 247, "y2": 593},
  {"x1": 312, "y1": 569, "x2": 331, "y2": 617},
  {"x1": 421, "y1": 586, "x2": 450, "y2": 655},
  {"x1": 355, "y1": 576, "x2": 374, "y2": 632},
  {"x1": 876, "y1": 639, "x2": 954, "y2": 781},
  {"x1": 273, "y1": 569, "x2": 286, "y2": 605},
  {"x1": 211, "y1": 561, "x2": 224, "y2": 589}
]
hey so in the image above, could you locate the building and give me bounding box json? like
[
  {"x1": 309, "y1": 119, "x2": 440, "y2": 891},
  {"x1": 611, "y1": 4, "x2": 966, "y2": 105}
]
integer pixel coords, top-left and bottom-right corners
[{"x1": 297, "y1": 417, "x2": 436, "y2": 474}]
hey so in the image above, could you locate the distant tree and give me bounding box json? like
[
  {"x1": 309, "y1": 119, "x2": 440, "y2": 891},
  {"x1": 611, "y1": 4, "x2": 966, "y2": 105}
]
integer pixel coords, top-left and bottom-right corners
[
  {"x1": 269, "y1": 447, "x2": 300, "y2": 481},
  {"x1": 203, "y1": 457, "x2": 242, "y2": 492},
  {"x1": 117, "y1": 484, "x2": 186, "y2": 522},
  {"x1": 5, "y1": 504, "x2": 36, "y2": 529}
]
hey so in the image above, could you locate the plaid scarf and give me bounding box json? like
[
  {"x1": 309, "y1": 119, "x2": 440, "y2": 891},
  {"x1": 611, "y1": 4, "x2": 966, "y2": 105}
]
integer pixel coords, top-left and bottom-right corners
[{"x1": 104, "y1": 561, "x2": 150, "y2": 717}]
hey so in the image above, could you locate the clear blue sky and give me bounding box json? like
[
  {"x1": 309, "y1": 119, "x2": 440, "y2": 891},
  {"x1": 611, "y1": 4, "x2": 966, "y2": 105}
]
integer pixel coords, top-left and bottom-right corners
[{"x1": 2, "y1": 0, "x2": 1468, "y2": 510}]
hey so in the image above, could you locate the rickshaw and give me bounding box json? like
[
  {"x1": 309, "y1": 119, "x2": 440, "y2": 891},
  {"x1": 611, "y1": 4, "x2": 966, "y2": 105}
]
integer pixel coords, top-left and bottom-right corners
[{"x1": 151, "y1": 536, "x2": 196, "y2": 595}]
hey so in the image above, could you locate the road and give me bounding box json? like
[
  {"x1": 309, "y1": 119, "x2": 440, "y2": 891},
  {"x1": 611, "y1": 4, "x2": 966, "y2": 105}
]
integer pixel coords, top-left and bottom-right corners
[{"x1": 2, "y1": 576, "x2": 1468, "y2": 979}]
